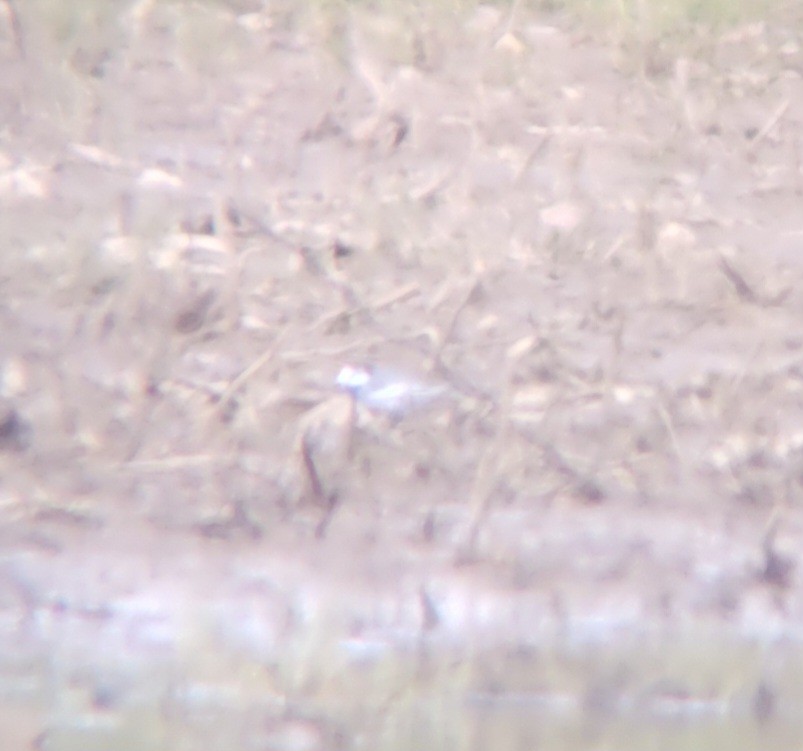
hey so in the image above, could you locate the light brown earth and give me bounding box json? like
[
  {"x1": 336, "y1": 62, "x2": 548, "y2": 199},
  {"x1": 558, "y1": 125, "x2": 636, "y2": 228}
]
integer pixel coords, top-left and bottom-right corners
[{"x1": 2, "y1": 0, "x2": 803, "y2": 721}]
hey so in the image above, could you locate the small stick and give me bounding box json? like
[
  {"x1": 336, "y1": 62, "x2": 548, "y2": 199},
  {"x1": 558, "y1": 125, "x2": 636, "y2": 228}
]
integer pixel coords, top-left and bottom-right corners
[
  {"x1": 218, "y1": 336, "x2": 283, "y2": 409},
  {"x1": 2, "y1": 0, "x2": 24, "y2": 59},
  {"x1": 749, "y1": 99, "x2": 789, "y2": 150}
]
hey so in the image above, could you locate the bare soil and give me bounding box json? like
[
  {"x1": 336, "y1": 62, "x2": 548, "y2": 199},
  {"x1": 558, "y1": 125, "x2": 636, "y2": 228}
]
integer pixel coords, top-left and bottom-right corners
[{"x1": 3, "y1": 1, "x2": 803, "y2": 661}]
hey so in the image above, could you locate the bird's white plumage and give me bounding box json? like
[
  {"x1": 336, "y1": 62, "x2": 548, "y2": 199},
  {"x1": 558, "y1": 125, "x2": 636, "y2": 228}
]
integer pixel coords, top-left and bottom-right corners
[{"x1": 335, "y1": 364, "x2": 447, "y2": 415}]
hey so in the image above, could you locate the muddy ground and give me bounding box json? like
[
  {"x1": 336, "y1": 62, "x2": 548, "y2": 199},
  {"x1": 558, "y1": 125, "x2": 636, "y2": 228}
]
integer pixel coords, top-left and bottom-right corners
[{"x1": 3, "y1": 0, "x2": 803, "y2": 682}]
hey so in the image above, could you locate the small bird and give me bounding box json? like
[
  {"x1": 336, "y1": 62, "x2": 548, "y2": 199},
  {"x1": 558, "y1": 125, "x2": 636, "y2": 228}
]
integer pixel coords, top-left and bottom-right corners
[{"x1": 335, "y1": 364, "x2": 449, "y2": 417}]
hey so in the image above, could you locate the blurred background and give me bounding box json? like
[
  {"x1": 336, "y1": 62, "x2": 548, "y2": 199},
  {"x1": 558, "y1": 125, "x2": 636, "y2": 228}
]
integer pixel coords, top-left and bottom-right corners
[{"x1": 1, "y1": 0, "x2": 803, "y2": 748}]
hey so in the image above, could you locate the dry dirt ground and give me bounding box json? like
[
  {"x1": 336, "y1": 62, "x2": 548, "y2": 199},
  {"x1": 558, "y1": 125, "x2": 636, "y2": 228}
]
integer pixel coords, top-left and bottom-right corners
[{"x1": 3, "y1": 0, "x2": 803, "y2": 679}]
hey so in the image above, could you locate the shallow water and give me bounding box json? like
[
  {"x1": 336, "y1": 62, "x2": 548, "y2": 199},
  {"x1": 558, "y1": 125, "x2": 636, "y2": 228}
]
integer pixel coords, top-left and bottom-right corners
[{"x1": 2, "y1": 607, "x2": 801, "y2": 751}]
